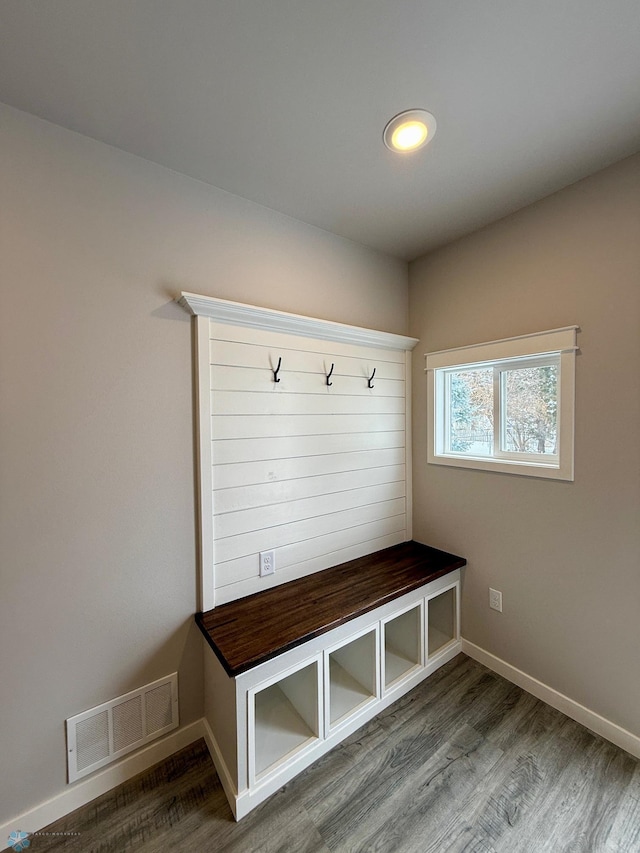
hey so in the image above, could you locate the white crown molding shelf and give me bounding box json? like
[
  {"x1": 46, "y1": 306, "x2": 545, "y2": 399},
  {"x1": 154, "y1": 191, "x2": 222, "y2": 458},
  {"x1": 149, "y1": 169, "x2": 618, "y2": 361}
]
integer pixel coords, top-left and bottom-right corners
[{"x1": 177, "y1": 292, "x2": 419, "y2": 352}]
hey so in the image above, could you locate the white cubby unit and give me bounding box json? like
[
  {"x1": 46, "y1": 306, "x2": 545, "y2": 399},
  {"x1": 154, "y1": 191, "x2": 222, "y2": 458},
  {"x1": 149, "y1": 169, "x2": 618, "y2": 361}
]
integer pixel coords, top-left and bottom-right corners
[
  {"x1": 382, "y1": 601, "x2": 424, "y2": 693},
  {"x1": 326, "y1": 626, "x2": 379, "y2": 731},
  {"x1": 427, "y1": 582, "x2": 459, "y2": 660},
  {"x1": 248, "y1": 657, "x2": 322, "y2": 785},
  {"x1": 198, "y1": 543, "x2": 464, "y2": 820}
]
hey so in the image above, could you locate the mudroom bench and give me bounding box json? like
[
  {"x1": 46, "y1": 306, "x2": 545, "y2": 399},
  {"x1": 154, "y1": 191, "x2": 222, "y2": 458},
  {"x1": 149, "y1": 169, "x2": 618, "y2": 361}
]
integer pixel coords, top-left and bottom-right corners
[{"x1": 196, "y1": 540, "x2": 466, "y2": 819}]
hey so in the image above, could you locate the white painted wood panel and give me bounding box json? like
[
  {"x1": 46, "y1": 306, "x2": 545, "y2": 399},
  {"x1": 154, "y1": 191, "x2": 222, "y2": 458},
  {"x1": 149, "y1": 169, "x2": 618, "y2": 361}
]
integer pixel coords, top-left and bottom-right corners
[
  {"x1": 211, "y1": 431, "x2": 405, "y2": 465},
  {"x1": 212, "y1": 448, "x2": 406, "y2": 490},
  {"x1": 214, "y1": 465, "x2": 405, "y2": 514},
  {"x1": 215, "y1": 515, "x2": 407, "y2": 587},
  {"x1": 210, "y1": 365, "x2": 405, "y2": 396},
  {"x1": 195, "y1": 316, "x2": 215, "y2": 611},
  {"x1": 212, "y1": 413, "x2": 405, "y2": 440},
  {"x1": 215, "y1": 531, "x2": 407, "y2": 605},
  {"x1": 211, "y1": 340, "x2": 406, "y2": 380},
  {"x1": 214, "y1": 481, "x2": 407, "y2": 540},
  {"x1": 208, "y1": 323, "x2": 411, "y2": 601},
  {"x1": 214, "y1": 498, "x2": 406, "y2": 563},
  {"x1": 211, "y1": 390, "x2": 405, "y2": 416}
]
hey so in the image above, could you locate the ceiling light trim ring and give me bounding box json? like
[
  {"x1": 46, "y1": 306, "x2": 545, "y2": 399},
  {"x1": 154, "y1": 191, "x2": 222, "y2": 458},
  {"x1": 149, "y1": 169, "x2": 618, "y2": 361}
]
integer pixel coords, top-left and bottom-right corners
[{"x1": 383, "y1": 109, "x2": 437, "y2": 153}]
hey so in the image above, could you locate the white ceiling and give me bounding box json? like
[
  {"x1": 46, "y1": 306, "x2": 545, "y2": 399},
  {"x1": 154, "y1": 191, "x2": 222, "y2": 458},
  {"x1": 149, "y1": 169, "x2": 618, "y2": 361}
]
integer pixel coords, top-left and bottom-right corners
[{"x1": 2, "y1": 0, "x2": 640, "y2": 260}]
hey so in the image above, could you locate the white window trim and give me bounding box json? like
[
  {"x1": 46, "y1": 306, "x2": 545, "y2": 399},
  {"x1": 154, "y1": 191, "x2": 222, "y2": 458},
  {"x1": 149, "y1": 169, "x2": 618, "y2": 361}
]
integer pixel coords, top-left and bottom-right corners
[{"x1": 425, "y1": 327, "x2": 578, "y2": 481}]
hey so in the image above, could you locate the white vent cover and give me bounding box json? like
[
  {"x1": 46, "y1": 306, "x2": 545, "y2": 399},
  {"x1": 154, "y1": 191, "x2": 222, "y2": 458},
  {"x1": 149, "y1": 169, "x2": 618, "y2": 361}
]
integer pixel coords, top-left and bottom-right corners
[{"x1": 66, "y1": 673, "x2": 179, "y2": 782}]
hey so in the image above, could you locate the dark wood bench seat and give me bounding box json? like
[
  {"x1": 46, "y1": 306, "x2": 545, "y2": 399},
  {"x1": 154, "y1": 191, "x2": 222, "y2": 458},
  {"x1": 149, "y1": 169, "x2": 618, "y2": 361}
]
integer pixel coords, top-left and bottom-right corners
[{"x1": 196, "y1": 540, "x2": 466, "y2": 677}]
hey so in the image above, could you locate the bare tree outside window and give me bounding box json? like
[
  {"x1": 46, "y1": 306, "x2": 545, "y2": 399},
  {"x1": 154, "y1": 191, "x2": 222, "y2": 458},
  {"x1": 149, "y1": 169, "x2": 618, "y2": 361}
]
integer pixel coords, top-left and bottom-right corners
[
  {"x1": 503, "y1": 365, "x2": 558, "y2": 455},
  {"x1": 448, "y1": 363, "x2": 558, "y2": 457},
  {"x1": 449, "y1": 368, "x2": 493, "y2": 455}
]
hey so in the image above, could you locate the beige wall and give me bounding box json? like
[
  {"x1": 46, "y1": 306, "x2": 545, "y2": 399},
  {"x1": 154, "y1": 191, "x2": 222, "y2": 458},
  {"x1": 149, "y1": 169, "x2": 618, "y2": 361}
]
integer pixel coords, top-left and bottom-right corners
[
  {"x1": 0, "y1": 104, "x2": 408, "y2": 823},
  {"x1": 410, "y1": 153, "x2": 640, "y2": 737}
]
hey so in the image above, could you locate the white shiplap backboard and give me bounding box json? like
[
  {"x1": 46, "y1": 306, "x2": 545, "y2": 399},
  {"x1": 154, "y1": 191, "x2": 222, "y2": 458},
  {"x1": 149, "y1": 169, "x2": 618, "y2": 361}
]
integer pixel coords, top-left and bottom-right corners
[{"x1": 178, "y1": 293, "x2": 418, "y2": 609}]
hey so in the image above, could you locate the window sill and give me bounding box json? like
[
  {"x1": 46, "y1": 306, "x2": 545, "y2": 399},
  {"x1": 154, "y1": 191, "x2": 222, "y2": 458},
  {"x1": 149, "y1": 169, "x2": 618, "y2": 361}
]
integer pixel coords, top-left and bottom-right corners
[{"x1": 428, "y1": 452, "x2": 573, "y2": 481}]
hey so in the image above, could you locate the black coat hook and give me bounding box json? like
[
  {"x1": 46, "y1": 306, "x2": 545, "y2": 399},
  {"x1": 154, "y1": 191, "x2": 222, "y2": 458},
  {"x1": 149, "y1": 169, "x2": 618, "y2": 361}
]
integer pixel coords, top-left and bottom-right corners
[
  {"x1": 326, "y1": 363, "x2": 335, "y2": 386},
  {"x1": 273, "y1": 356, "x2": 282, "y2": 383},
  {"x1": 367, "y1": 368, "x2": 376, "y2": 389}
]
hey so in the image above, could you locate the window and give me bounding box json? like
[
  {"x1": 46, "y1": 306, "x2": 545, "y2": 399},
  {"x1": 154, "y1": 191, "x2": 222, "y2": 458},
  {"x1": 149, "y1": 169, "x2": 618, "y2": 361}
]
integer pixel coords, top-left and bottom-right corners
[{"x1": 426, "y1": 327, "x2": 578, "y2": 480}]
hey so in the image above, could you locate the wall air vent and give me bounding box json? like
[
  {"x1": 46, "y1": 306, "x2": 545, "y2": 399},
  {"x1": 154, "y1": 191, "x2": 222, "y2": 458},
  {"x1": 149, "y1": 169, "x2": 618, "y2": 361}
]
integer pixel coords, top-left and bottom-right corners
[{"x1": 66, "y1": 673, "x2": 179, "y2": 783}]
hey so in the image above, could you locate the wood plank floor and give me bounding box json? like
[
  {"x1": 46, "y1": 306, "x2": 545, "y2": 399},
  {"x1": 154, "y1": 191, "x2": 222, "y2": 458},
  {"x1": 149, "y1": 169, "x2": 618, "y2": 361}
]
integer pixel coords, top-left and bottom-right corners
[{"x1": 30, "y1": 655, "x2": 640, "y2": 852}]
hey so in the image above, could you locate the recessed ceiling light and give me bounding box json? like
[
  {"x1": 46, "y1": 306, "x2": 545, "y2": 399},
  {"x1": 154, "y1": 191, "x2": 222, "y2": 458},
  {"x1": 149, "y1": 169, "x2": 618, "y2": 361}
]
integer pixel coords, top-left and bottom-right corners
[{"x1": 383, "y1": 109, "x2": 437, "y2": 153}]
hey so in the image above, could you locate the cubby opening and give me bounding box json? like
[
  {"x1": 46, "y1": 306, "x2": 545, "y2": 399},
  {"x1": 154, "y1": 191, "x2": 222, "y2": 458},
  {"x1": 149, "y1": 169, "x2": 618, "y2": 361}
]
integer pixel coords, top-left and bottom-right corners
[
  {"x1": 328, "y1": 630, "x2": 377, "y2": 729},
  {"x1": 252, "y1": 660, "x2": 319, "y2": 779},
  {"x1": 383, "y1": 604, "x2": 422, "y2": 690},
  {"x1": 427, "y1": 585, "x2": 457, "y2": 658}
]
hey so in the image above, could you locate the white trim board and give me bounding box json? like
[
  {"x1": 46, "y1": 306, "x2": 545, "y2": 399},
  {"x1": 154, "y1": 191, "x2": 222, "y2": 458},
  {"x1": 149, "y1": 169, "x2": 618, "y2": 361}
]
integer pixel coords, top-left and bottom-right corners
[
  {"x1": 424, "y1": 326, "x2": 579, "y2": 371},
  {"x1": 0, "y1": 720, "x2": 205, "y2": 847},
  {"x1": 461, "y1": 639, "x2": 640, "y2": 760},
  {"x1": 177, "y1": 292, "x2": 419, "y2": 351},
  {"x1": 201, "y1": 717, "x2": 238, "y2": 818}
]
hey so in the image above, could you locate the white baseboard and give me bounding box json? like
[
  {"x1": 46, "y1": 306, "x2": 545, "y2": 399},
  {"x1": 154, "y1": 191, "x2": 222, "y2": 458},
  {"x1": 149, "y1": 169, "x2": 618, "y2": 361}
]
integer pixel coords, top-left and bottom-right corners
[
  {"x1": 461, "y1": 638, "x2": 640, "y2": 760},
  {"x1": 200, "y1": 717, "x2": 238, "y2": 818},
  {"x1": 1, "y1": 719, "x2": 206, "y2": 848}
]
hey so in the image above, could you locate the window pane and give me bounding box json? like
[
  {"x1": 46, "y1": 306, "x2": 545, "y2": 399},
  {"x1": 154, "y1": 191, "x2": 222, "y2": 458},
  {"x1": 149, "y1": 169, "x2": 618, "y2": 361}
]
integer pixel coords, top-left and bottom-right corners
[
  {"x1": 447, "y1": 368, "x2": 493, "y2": 455},
  {"x1": 502, "y1": 364, "x2": 558, "y2": 454}
]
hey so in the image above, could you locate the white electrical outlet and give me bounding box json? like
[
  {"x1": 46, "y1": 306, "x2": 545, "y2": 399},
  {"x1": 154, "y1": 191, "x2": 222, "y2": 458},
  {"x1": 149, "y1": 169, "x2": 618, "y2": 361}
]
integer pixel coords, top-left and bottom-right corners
[
  {"x1": 259, "y1": 550, "x2": 275, "y2": 577},
  {"x1": 489, "y1": 588, "x2": 503, "y2": 612}
]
